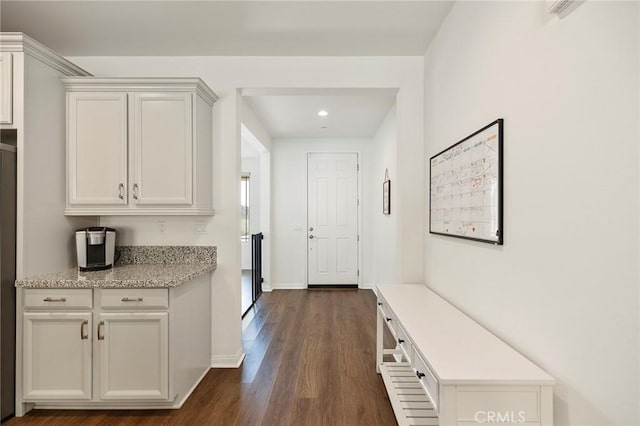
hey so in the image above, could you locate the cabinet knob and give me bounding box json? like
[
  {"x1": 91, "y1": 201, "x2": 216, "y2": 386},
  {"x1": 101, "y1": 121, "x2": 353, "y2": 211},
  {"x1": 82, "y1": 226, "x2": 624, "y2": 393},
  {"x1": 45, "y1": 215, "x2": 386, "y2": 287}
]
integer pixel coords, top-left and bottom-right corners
[
  {"x1": 398, "y1": 338, "x2": 405, "y2": 344},
  {"x1": 377, "y1": 302, "x2": 382, "y2": 306},
  {"x1": 385, "y1": 317, "x2": 392, "y2": 322},
  {"x1": 416, "y1": 371, "x2": 426, "y2": 379}
]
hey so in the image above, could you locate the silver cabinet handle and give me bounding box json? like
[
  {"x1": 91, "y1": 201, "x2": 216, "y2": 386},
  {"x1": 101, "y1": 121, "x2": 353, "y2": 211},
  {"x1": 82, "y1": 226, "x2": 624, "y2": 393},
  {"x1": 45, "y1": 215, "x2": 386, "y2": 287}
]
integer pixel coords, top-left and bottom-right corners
[
  {"x1": 80, "y1": 320, "x2": 89, "y2": 340},
  {"x1": 133, "y1": 183, "x2": 139, "y2": 200},
  {"x1": 309, "y1": 235, "x2": 314, "y2": 239},
  {"x1": 97, "y1": 320, "x2": 105, "y2": 340},
  {"x1": 43, "y1": 297, "x2": 66, "y2": 302},
  {"x1": 121, "y1": 297, "x2": 143, "y2": 302},
  {"x1": 118, "y1": 183, "x2": 125, "y2": 199}
]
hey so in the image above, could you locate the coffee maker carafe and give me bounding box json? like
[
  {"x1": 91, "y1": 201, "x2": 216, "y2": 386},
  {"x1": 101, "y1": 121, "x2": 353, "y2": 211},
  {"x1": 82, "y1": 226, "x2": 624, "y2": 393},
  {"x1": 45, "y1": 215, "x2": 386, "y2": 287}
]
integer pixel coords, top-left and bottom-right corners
[{"x1": 75, "y1": 227, "x2": 116, "y2": 271}]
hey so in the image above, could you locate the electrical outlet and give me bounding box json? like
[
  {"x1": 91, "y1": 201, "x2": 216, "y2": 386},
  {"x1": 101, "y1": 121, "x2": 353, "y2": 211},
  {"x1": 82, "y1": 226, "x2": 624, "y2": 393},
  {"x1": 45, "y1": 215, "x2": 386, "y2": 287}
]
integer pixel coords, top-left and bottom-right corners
[
  {"x1": 158, "y1": 221, "x2": 166, "y2": 233},
  {"x1": 195, "y1": 223, "x2": 208, "y2": 234}
]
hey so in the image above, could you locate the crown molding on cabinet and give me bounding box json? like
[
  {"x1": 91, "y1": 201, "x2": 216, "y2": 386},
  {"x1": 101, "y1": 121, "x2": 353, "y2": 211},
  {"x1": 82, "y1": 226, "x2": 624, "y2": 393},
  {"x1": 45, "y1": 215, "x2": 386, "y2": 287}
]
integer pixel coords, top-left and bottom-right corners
[
  {"x1": 62, "y1": 77, "x2": 219, "y2": 106},
  {"x1": 0, "y1": 32, "x2": 91, "y2": 77}
]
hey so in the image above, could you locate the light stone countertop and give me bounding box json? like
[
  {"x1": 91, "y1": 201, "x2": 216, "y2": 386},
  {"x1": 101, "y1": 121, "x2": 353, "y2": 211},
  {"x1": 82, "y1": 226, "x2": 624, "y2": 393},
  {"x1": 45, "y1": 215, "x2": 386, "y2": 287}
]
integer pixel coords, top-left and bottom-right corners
[
  {"x1": 16, "y1": 245, "x2": 217, "y2": 289},
  {"x1": 15, "y1": 263, "x2": 215, "y2": 289}
]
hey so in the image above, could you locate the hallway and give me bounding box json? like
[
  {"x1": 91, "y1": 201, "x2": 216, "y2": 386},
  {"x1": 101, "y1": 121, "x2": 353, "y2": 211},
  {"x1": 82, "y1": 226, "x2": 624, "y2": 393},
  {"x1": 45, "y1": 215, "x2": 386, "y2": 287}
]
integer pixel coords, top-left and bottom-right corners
[{"x1": 7, "y1": 289, "x2": 396, "y2": 425}]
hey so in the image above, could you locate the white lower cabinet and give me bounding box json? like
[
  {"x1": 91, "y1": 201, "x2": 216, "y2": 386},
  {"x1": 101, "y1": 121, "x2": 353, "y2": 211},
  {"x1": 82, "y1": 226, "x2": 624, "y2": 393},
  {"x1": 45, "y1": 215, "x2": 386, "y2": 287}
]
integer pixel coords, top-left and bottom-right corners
[
  {"x1": 23, "y1": 289, "x2": 171, "y2": 403},
  {"x1": 17, "y1": 274, "x2": 212, "y2": 415},
  {"x1": 98, "y1": 312, "x2": 169, "y2": 400},
  {"x1": 23, "y1": 312, "x2": 92, "y2": 400}
]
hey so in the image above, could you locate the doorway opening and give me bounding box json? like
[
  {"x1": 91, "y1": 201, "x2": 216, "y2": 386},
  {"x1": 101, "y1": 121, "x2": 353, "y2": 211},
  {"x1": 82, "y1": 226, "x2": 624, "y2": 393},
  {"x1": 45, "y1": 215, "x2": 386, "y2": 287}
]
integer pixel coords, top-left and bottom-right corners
[
  {"x1": 240, "y1": 123, "x2": 270, "y2": 317},
  {"x1": 241, "y1": 87, "x2": 398, "y2": 290}
]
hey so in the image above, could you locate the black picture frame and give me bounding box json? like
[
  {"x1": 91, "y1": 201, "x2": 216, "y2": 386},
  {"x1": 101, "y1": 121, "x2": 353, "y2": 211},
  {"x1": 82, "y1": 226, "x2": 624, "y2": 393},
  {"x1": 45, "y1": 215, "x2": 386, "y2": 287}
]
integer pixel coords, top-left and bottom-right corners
[
  {"x1": 429, "y1": 119, "x2": 503, "y2": 245},
  {"x1": 383, "y1": 180, "x2": 391, "y2": 215}
]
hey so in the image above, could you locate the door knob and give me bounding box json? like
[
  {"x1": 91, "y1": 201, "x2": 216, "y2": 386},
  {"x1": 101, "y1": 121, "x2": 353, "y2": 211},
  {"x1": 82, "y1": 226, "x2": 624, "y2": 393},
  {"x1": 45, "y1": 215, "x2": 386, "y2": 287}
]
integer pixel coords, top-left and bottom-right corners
[
  {"x1": 309, "y1": 235, "x2": 314, "y2": 239},
  {"x1": 309, "y1": 227, "x2": 314, "y2": 231}
]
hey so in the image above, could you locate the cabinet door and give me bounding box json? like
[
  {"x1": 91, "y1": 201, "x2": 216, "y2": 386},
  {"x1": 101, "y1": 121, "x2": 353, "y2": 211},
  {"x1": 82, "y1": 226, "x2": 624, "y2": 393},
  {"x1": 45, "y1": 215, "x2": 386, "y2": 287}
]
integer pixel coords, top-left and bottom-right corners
[
  {"x1": 131, "y1": 92, "x2": 193, "y2": 206},
  {"x1": 23, "y1": 312, "x2": 92, "y2": 400},
  {"x1": 97, "y1": 312, "x2": 169, "y2": 400},
  {"x1": 68, "y1": 92, "x2": 128, "y2": 206},
  {"x1": 0, "y1": 52, "x2": 12, "y2": 124}
]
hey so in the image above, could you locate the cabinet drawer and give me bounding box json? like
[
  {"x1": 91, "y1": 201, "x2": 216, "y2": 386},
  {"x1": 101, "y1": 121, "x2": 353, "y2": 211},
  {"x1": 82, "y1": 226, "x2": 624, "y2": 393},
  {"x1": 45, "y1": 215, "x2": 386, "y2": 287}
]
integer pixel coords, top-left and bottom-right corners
[
  {"x1": 377, "y1": 296, "x2": 398, "y2": 336},
  {"x1": 381, "y1": 309, "x2": 397, "y2": 337},
  {"x1": 99, "y1": 288, "x2": 168, "y2": 309},
  {"x1": 376, "y1": 298, "x2": 388, "y2": 318},
  {"x1": 414, "y1": 350, "x2": 439, "y2": 413},
  {"x1": 396, "y1": 324, "x2": 413, "y2": 363},
  {"x1": 24, "y1": 289, "x2": 92, "y2": 309}
]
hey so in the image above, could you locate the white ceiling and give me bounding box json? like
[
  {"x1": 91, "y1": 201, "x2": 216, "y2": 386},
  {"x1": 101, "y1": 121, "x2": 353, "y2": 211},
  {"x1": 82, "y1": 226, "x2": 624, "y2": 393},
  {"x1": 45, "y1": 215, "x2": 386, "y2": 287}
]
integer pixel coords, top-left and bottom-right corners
[
  {"x1": 243, "y1": 89, "x2": 396, "y2": 138},
  {"x1": 0, "y1": 1, "x2": 454, "y2": 56}
]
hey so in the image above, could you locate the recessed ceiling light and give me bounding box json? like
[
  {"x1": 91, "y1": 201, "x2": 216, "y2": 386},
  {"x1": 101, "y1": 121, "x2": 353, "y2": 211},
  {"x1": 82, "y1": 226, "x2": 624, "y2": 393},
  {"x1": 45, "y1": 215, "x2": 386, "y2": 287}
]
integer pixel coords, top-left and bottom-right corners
[{"x1": 318, "y1": 110, "x2": 328, "y2": 117}]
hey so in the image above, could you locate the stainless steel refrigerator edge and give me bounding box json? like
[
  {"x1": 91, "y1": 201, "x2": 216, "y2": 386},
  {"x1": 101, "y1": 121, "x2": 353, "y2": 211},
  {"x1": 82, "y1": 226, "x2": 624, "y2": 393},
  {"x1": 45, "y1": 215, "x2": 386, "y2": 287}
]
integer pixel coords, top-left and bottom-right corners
[{"x1": 0, "y1": 139, "x2": 17, "y2": 421}]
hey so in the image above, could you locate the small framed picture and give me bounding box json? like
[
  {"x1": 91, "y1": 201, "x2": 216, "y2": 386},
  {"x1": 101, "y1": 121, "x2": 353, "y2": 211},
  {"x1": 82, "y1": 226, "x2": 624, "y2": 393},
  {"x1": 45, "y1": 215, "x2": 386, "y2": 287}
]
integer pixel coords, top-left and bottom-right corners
[{"x1": 383, "y1": 179, "x2": 391, "y2": 215}]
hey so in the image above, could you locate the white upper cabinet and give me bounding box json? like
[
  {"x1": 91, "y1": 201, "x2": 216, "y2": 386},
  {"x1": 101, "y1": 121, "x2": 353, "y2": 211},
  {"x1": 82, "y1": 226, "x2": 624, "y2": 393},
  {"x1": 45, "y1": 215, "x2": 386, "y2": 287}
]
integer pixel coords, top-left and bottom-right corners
[
  {"x1": 132, "y1": 92, "x2": 192, "y2": 206},
  {"x1": 0, "y1": 52, "x2": 13, "y2": 124},
  {"x1": 63, "y1": 78, "x2": 217, "y2": 216},
  {"x1": 68, "y1": 93, "x2": 128, "y2": 206}
]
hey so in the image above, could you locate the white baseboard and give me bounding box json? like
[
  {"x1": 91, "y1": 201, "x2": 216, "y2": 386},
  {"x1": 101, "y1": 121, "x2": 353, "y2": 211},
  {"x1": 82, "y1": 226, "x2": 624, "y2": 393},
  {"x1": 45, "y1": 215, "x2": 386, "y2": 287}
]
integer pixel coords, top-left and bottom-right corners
[
  {"x1": 210, "y1": 348, "x2": 245, "y2": 368},
  {"x1": 262, "y1": 283, "x2": 273, "y2": 292},
  {"x1": 174, "y1": 366, "x2": 210, "y2": 408},
  {"x1": 270, "y1": 283, "x2": 307, "y2": 290}
]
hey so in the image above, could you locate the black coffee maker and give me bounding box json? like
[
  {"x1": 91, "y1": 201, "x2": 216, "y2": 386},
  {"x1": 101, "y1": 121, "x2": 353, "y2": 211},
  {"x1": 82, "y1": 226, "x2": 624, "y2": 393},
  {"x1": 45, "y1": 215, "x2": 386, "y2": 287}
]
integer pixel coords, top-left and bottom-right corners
[{"x1": 75, "y1": 227, "x2": 116, "y2": 271}]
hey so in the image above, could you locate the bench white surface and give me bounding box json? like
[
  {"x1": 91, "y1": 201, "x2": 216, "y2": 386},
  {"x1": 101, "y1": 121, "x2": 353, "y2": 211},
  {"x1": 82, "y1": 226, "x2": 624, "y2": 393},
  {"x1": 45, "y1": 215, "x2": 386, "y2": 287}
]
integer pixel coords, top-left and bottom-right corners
[{"x1": 376, "y1": 284, "x2": 554, "y2": 426}]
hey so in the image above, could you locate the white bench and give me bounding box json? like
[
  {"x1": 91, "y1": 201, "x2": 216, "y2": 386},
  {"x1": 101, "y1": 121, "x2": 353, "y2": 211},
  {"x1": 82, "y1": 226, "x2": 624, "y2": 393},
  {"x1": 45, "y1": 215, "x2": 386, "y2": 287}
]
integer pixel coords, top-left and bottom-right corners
[{"x1": 376, "y1": 284, "x2": 555, "y2": 426}]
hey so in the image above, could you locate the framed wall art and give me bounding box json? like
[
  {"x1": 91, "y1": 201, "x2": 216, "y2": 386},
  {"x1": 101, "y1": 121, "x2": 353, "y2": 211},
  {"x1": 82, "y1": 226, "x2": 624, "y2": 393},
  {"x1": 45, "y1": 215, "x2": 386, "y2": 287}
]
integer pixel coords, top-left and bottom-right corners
[{"x1": 383, "y1": 169, "x2": 391, "y2": 215}]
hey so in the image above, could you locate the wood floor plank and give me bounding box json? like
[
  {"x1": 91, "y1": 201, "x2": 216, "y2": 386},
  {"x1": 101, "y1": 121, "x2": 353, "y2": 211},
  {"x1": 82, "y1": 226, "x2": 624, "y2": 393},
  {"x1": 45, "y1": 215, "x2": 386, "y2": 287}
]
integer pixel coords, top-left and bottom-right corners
[{"x1": 6, "y1": 289, "x2": 396, "y2": 426}]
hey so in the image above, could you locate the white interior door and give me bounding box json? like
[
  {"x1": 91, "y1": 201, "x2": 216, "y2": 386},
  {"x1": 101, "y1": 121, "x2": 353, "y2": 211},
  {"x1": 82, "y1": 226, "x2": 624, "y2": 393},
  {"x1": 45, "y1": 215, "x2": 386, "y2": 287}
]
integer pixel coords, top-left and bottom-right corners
[{"x1": 307, "y1": 153, "x2": 358, "y2": 285}]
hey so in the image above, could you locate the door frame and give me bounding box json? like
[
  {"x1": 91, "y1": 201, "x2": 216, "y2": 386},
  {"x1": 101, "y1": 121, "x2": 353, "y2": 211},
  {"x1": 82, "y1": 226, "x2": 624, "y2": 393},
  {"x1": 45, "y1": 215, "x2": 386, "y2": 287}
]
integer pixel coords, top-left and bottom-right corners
[{"x1": 306, "y1": 151, "x2": 360, "y2": 288}]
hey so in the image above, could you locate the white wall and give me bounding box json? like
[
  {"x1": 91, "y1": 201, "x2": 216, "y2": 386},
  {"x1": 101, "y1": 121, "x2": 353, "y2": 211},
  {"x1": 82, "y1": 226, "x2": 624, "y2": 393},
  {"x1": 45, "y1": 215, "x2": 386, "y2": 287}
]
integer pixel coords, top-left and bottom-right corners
[
  {"x1": 271, "y1": 137, "x2": 376, "y2": 288},
  {"x1": 69, "y1": 55, "x2": 424, "y2": 365},
  {"x1": 423, "y1": 2, "x2": 639, "y2": 425},
  {"x1": 371, "y1": 104, "x2": 399, "y2": 285},
  {"x1": 242, "y1": 101, "x2": 272, "y2": 152},
  {"x1": 20, "y1": 54, "x2": 95, "y2": 278}
]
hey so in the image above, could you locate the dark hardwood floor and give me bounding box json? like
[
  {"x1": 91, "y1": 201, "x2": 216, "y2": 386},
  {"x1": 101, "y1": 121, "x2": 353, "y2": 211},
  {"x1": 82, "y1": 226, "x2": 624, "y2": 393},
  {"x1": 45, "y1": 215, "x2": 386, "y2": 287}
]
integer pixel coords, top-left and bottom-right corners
[{"x1": 6, "y1": 289, "x2": 397, "y2": 425}]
